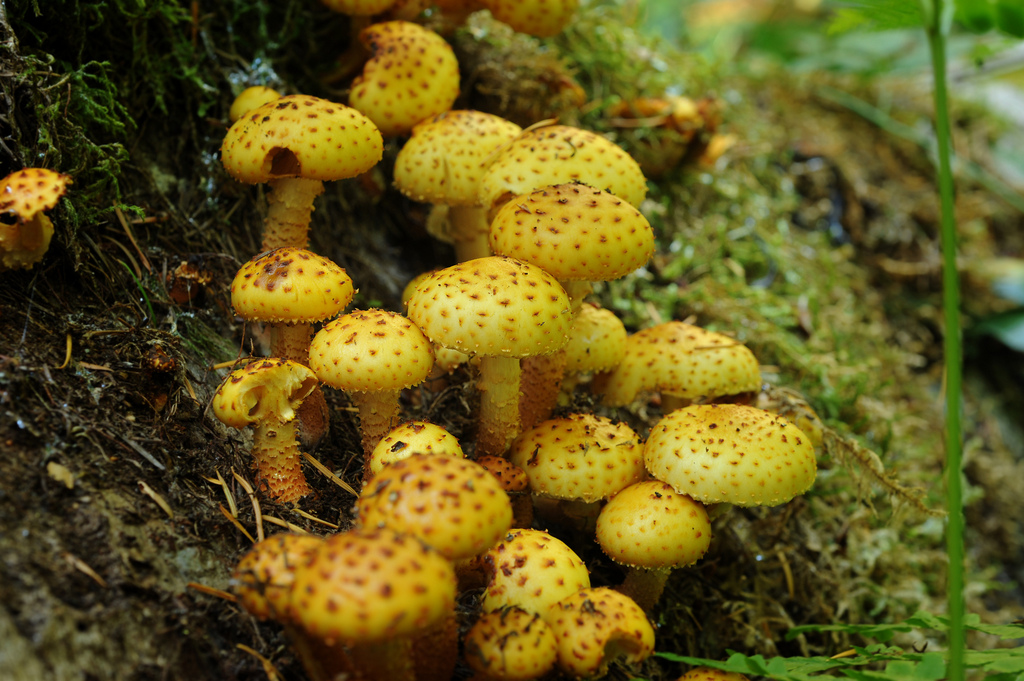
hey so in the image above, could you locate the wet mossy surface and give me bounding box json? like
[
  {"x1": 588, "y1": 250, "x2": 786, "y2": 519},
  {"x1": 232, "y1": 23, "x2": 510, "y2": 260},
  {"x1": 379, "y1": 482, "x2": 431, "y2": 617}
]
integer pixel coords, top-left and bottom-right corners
[{"x1": 1, "y1": 2, "x2": 1022, "y2": 680}]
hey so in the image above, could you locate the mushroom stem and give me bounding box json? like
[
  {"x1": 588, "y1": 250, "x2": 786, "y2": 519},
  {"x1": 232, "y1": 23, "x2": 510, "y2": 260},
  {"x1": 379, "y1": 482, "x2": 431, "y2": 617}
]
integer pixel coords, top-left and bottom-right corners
[
  {"x1": 271, "y1": 322, "x2": 329, "y2": 449},
  {"x1": 284, "y1": 625, "x2": 355, "y2": 681},
  {"x1": 449, "y1": 205, "x2": 492, "y2": 262},
  {"x1": 252, "y1": 419, "x2": 312, "y2": 503},
  {"x1": 616, "y1": 566, "x2": 671, "y2": 613},
  {"x1": 270, "y1": 323, "x2": 313, "y2": 364},
  {"x1": 349, "y1": 389, "x2": 402, "y2": 479},
  {"x1": 347, "y1": 639, "x2": 416, "y2": 681},
  {"x1": 519, "y1": 352, "x2": 568, "y2": 430},
  {"x1": 476, "y1": 356, "x2": 522, "y2": 458},
  {"x1": 262, "y1": 177, "x2": 325, "y2": 251},
  {"x1": 412, "y1": 615, "x2": 459, "y2": 681}
]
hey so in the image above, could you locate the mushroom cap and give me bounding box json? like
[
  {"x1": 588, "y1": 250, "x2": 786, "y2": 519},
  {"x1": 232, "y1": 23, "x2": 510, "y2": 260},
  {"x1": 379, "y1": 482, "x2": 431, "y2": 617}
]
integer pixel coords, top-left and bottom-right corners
[
  {"x1": 405, "y1": 255, "x2": 572, "y2": 359},
  {"x1": 480, "y1": 0, "x2": 579, "y2": 37},
  {"x1": 349, "y1": 21, "x2": 460, "y2": 138},
  {"x1": 394, "y1": 110, "x2": 522, "y2": 206},
  {"x1": 562, "y1": 304, "x2": 628, "y2": 375},
  {"x1": 677, "y1": 667, "x2": 751, "y2": 681},
  {"x1": 221, "y1": 94, "x2": 383, "y2": 184},
  {"x1": 356, "y1": 453, "x2": 512, "y2": 561},
  {"x1": 0, "y1": 168, "x2": 70, "y2": 270},
  {"x1": 546, "y1": 587, "x2": 655, "y2": 678},
  {"x1": 475, "y1": 455, "x2": 530, "y2": 493},
  {"x1": 645, "y1": 404, "x2": 817, "y2": 507},
  {"x1": 489, "y1": 182, "x2": 654, "y2": 283},
  {"x1": 480, "y1": 528, "x2": 591, "y2": 619},
  {"x1": 480, "y1": 125, "x2": 647, "y2": 218},
  {"x1": 320, "y1": 0, "x2": 398, "y2": 14},
  {"x1": 231, "y1": 533, "x2": 325, "y2": 621},
  {"x1": 368, "y1": 420, "x2": 464, "y2": 476},
  {"x1": 289, "y1": 528, "x2": 456, "y2": 645},
  {"x1": 308, "y1": 309, "x2": 434, "y2": 393},
  {"x1": 228, "y1": 86, "x2": 281, "y2": 123},
  {"x1": 231, "y1": 247, "x2": 355, "y2": 324},
  {"x1": 464, "y1": 607, "x2": 558, "y2": 681},
  {"x1": 507, "y1": 413, "x2": 645, "y2": 503},
  {"x1": 212, "y1": 358, "x2": 318, "y2": 429},
  {"x1": 599, "y1": 321, "x2": 762, "y2": 407},
  {"x1": 595, "y1": 480, "x2": 711, "y2": 570}
]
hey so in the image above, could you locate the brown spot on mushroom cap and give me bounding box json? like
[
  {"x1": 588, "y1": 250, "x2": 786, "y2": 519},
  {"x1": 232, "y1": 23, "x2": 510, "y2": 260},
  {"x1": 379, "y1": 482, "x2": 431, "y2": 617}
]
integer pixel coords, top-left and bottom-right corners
[
  {"x1": 475, "y1": 456, "x2": 530, "y2": 493},
  {"x1": 368, "y1": 420, "x2": 465, "y2": 476},
  {"x1": 546, "y1": 586, "x2": 655, "y2": 678},
  {"x1": 480, "y1": 125, "x2": 648, "y2": 219},
  {"x1": 394, "y1": 110, "x2": 522, "y2": 206},
  {"x1": 480, "y1": 0, "x2": 579, "y2": 37},
  {"x1": 595, "y1": 480, "x2": 711, "y2": 569},
  {"x1": 490, "y1": 182, "x2": 655, "y2": 283},
  {"x1": 405, "y1": 255, "x2": 572, "y2": 358},
  {"x1": 0, "y1": 168, "x2": 71, "y2": 270},
  {"x1": 356, "y1": 453, "x2": 512, "y2": 561},
  {"x1": 228, "y1": 86, "x2": 281, "y2": 123},
  {"x1": 288, "y1": 527, "x2": 456, "y2": 645},
  {"x1": 348, "y1": 21, "x2": 460, "y2": 138},
  {"x1": 480, "y1": 529, "x2": 590, "y2": 619},
  {"x1": 309, "y1": 309, "x2": 435, "y2": 393},
  {"x1": 221, "y1": 94, "x2": 383, "y2": 184},
  {"x1": 562, "y1": 303, "x2": 628, "y2": 375},
  {"x1": 211, "y1": 358, "x2": 318, "y2": 429},
  {"x1": 464, "y1": 607, "x2": 558, "y2": 680},
  {"x1": 644, "y1": 404, "x2": 818, "y2": 507},
  {"x1": 232, "y1": 533, "x2": 325, "y2": 621},
  {"x1": 507, "y1": 413, "x2": 644, "y2": 503},
  {"x1": 599, "y1": 321, "x2": 762, "y2": 407},
  {"x1": 230, "y1": 247, "x2": 356, "y2": 324}
]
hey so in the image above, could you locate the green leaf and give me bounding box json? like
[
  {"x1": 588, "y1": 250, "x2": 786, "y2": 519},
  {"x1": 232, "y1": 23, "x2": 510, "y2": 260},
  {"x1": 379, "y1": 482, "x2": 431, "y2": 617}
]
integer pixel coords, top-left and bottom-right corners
[
  {"x1": 995, "y1": 0, "x2": 1024, "y2": 37},
  {"x1": 827, "y1": 0, "x2": 925, "y2": 34}
]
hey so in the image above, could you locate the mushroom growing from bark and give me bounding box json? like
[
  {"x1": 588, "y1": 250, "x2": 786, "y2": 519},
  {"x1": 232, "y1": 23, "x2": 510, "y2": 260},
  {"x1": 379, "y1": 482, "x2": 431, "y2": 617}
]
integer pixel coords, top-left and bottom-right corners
[
  {"x1": 0, "y1": 168, "x2": 71, "y2": 270},
  {"x1": 212, "y1": 359, "x2": 318, "y2": 503}
]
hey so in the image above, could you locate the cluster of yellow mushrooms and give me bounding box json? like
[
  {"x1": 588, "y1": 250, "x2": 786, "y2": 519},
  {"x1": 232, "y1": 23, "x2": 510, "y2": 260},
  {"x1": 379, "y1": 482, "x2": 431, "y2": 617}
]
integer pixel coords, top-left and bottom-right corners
[{"x1": 206, "y1": 3, "x2": 819, "y2": 681}]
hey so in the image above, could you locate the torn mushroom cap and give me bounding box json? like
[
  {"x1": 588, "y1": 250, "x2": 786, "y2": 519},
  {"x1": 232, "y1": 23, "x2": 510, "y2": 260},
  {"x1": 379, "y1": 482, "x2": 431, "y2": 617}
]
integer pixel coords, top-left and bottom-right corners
[
  {"x1": 231, "y1": 247, "x2": 355, "y2": 325},
  {"x1": 480, "y1": 0, "x2": 579, "y2": 37},
  {"x1": 368, "y1": 420, "x2": 464, "y2": 477},
  {"x1": 595, "y1": 480, "x2": 711, "y2": 570},
  {"x1": 394, "y1": 110, "x2": 522, "y2": 206},
  {"x1": 211, "y1": 358, "x2": 318, "y2": 429},
  {"x1": 308, "y1": 309, "x2": 434, "y2": 393},
  {"x1": 289, "y1": 527, "x2": 456, "y2": 645},
  {"x1": 405, "y1": 255, "x2": 571, "y2": 358},
  {"x1": 599, "y1": 321, "x2": 761, "y2": 407},
  {"x1": 547, "y1": 587, "x2": 655, "y2": 679},
  {"x1": 480, "y1": 125, "x2": 647, "y2": 219},
  {"x1": 562, "y1": 304, "x2": 628, "y2": 375},
  {"x1": 228, "y1": 86, "x2": 281, "y2": 123},
  {"x1": 221, "y1": 94, "x2": 383, "y2": 184},
  {"x1": 464, "y1": 607, "x2": 558, "y2": 681},
  {"x1": 232, "y1": 533, "x2": 325, "y2": 621},
  {"x1": 645, "y1": 403, "x2": 817, "y2": 507},
  {"x1": 481, "y1": 528, "x2": 590, "y2": 620},
  {"x1": 490, "y1": 182, "x2": 654, "y2": 283},
  {"x1": 0, "y1": 168, "x2": 71, "y2": 270},
  {"x1": 349, "y1": 21, "x2": 460, "y2": 138},
  {"x1": 507, "y1": 413, "x2": 645, "y2": 504},
  {"x1": 356, "y1": 453, "x2": 512, "y2": 562}
]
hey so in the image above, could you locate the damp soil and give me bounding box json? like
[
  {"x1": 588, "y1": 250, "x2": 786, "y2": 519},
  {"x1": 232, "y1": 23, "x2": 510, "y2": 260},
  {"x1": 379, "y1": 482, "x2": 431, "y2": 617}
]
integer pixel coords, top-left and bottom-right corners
[{"x1": 2, "y1": 3, "x2": 1023, "y2": 681}]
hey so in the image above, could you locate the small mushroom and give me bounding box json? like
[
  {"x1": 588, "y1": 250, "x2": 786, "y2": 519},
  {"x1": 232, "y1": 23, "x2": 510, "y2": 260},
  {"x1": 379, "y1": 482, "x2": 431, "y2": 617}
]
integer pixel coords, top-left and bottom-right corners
[
  {"x1": 464, "y1": 607, "x2": 558, "y2": 681},
  {"x1": 0, "y1": 168, "x2": 71, "y2": 270}
]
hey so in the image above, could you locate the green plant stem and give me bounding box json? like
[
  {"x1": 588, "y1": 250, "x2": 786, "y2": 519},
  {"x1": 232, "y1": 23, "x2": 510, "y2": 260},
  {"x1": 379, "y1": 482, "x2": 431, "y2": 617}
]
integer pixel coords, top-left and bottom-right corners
[{"x1": 924, "y1": 6, "x2": 965, "y2": 680}]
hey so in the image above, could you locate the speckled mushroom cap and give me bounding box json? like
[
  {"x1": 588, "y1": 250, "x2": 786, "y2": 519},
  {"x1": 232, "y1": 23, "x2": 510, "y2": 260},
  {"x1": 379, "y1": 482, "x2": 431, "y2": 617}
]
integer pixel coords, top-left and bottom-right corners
[
  {"x1": 232, "y1": 533, "x2": 325, "y2": 621},
  {"x1": 406, "y1": 256, "x2": 572, "y2": 358},
  {"x1": 349, "y1": 21, "x2": 460, "y2": 138},
  {"x1": 480, "y1": 0, "x2": 579, "y2": 37},
  {"x1": 228, "y1": 86, "x2": 281, "y2": 123},
  {"x1": 475, "y1": 456, "x2": 530, "y2": 494},
  {"x1": 368, "y1": 420, "x2": 465, "y2": 476},
  {"x1": 0, "y1": 168, "x2": 70, "y2": 270},
  {"x1": 599, "y1": 321, "x2": 761, "y2": 407},
  {"x1": 677, "y1": 667, "x2": 751, "y2": 681},
  {"x1": 507, "y1": 413, "x2": 645, "y2": 503},
  {"x1": 490, "y1": 183, "x2": 654, "y2": 283},
  {"x1": 212, "y1": 358, "x2": 318, "y2": 429},
  {"x1": 288, "y1": 528, "x2": 456, "y2": 645},
  {"x1": 231, "y1": 247, "x2": 355, "y2": 324},
  {"x1": 221, "y1": 94, "x2": 383, "y2": 184},
  {"x1": 394, "y1": 110, "x2": 522, "y2": 206},
  {"x1": 356, "y1": 453, "x2": 512, "y2": 561},
  {"x1": 480, "y1": 529, "x2": 591, "y2": 619},
  {"x1": 479, "y1": 125, "x2": 647, "y2": 218},
  {"x1": 464, "y1": 607, "x2": 558, "y2": 681},
  {"x1": 546, "y1": 587, "x2": 655, "y2": 679},
  {"x1": 644, "y1": 404, "x2": 817, "y2": 507},
  {"x1": 308, "y1": 309, "x2": 434, "y2": 393},
  {"x1": 595, "y1": 480, "x2": 711, "y2": 570},
  {"x1": 563, "y1": 304, "x2": 628, "y2": 375}
]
